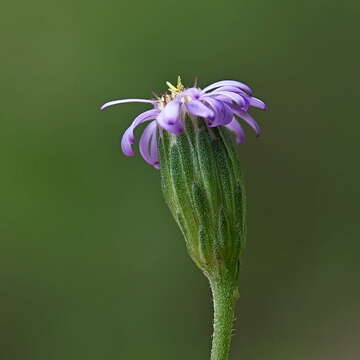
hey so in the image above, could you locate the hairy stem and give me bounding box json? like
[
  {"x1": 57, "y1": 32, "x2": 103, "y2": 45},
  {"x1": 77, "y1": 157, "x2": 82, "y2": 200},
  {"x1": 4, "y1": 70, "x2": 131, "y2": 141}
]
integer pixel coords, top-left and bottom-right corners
[{"x1": 209, "y1": 276, "x2": 238, "y2": 360}]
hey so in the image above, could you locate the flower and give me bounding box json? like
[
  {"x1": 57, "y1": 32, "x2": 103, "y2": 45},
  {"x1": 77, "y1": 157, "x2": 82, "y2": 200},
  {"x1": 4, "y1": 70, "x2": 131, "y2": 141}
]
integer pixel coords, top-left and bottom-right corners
[{"x1": 100, "y1": 77, "x2": 267, "y2": 169}]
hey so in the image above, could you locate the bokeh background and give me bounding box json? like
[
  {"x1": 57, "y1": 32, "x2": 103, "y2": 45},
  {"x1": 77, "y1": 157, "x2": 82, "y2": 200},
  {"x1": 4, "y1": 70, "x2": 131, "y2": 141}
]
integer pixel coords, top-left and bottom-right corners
[{"x1": 1, "y1": 0, "x2": 359, "y2": 359}]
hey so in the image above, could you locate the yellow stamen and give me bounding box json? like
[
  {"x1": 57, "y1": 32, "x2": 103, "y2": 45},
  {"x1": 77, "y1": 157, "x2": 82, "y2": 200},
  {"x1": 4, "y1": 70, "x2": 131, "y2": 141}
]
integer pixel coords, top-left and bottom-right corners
[
  {"x1": 177, "y1": 76, "x2": 183, "y2": 89},
  {"x1": 166, "y1": 81, "x2": 178, "y2": 92},
  {"x1": 166, "y1": 76, "x2": 185, "y2": 94}
]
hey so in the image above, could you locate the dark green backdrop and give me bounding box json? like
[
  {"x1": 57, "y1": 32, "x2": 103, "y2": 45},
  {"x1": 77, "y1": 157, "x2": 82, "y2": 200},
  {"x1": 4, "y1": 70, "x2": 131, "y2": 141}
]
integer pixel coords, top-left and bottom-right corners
[{"x1": 1, "y1": 0, "x2": 359, "y2": 359}]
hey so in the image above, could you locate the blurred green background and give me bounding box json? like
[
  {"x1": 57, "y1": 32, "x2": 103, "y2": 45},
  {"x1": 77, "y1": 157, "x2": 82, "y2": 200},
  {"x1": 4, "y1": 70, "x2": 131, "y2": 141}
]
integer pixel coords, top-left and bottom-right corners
[{"x1": 1, "y1": 0, "x2": 359, "y2": 359}]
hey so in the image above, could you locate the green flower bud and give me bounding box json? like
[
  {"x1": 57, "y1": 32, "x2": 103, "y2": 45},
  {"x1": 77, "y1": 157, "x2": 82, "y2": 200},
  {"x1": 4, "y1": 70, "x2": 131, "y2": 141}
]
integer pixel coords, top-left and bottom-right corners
[{"x1": 159, "y1": 116, "x2": 246, "y2": 283}]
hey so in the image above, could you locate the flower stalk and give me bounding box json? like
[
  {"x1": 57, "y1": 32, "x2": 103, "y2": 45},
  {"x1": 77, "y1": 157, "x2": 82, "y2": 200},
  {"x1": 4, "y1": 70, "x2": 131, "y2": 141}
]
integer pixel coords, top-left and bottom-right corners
[{"x1": 210, "y1": 275, "x2": 239, "y2": 360}]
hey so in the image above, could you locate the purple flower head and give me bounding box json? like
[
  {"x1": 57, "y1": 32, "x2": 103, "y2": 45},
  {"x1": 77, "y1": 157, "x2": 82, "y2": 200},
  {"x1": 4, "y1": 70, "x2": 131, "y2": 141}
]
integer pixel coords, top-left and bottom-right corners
[{"x1": 100, "y1": 77, "x2": 267, "y2": 169}]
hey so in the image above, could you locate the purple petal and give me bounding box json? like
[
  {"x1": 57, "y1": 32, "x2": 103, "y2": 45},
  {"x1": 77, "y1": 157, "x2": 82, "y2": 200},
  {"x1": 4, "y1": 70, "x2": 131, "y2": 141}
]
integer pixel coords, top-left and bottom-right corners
[
  {"x1": 139, "y1": 121, "x2": 158, "y2": 166},
  {"x1": 221, "y1": 102, "x2": 234, "y2": 126},
  {"x1": 121, "y1": 128, "x2": 136, "y2": 156},
  {"x1": 202, "y1": 80, "x2": 252, "y2": 95},
  {"x1": 226, "y1": 101, "x2": 249, "y2": 114},
  {"x1": 202, "y1": 97, "x2": 233, "y2": 127},
  {"x1": 249, "y1": 96, "x2": 267, "y2": 110},
  {"x1": 181, "y1": 87, "x2": 203, "y2": 99},
  {"x1": 237, "y1": 111, "x2": 261, "y2": 136},
  {"x1": 186, "y1": 100, "x2": 214, "y2": 119},
  {"x1": 156, "y1": 100, "x2": 184, "y2": 134},
  {"x1": 100, "y1": 98, "x2": 155, "y2": 110},
  {"x1": 224, "y1": 118, "x2": 246, "y2": 144},
  {"x1": 120, "y1": 109, "x2": 160, "y2": 156},
  {"x1": 210, "y1": 91, "x2": 247, "y2": 107},
  {"x1": 214, "y1": 95, "x2": 249, "y2": 112},
  {"x1": 210, "y1": 86, "x2": 251, "y2": 99},
  {"x1": 150, "y1": 128, "x2": 160, "y2": 169},
  {"x1": 201, "y1": 97, "x2": 223, "y2": 125}
]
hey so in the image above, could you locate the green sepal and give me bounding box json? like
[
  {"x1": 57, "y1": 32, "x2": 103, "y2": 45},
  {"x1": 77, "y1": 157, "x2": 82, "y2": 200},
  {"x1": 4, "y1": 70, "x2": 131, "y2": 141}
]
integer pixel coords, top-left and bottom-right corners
[{"x1": 159, "y1": 116, "x2": 246, "y2": 283}]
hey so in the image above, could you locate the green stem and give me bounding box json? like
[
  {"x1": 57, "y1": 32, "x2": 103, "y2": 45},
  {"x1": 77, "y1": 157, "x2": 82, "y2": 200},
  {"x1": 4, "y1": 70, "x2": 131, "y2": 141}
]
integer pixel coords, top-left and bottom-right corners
[{"x1": 209, "y1": 277, "x2": 238, "y2": 360}]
